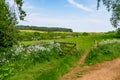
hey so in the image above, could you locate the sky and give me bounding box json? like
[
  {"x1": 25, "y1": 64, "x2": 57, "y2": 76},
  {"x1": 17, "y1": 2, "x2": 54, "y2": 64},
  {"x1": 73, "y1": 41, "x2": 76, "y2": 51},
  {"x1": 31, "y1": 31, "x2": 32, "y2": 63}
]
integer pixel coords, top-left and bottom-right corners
[{"x1": 16, "y1": 0, "x2": 115, "y2": 32}]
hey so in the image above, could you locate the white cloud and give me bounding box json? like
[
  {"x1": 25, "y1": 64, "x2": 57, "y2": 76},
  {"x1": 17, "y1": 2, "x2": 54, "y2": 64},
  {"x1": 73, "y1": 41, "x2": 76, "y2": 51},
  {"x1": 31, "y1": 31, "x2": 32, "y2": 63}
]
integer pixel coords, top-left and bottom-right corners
[
  {"x1": 23, "y1": 3, "x2": 35, "y2": 10},
  {"x1": 19, "y1": 11, "x2": 115, "y2": 32},
  {"x1": 67, "y1": 0, "x2": 93, "y2": 12},
  {"x1": 18, "y1": 0, "x2": 115, "y2": 32}
]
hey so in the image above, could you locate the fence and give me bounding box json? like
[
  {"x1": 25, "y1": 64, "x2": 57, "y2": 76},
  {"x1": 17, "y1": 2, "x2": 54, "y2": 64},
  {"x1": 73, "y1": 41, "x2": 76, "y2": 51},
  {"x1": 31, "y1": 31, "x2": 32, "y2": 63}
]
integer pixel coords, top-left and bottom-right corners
[{"x1": 54, "y1": 41, "x2": 77, "y2": 55}]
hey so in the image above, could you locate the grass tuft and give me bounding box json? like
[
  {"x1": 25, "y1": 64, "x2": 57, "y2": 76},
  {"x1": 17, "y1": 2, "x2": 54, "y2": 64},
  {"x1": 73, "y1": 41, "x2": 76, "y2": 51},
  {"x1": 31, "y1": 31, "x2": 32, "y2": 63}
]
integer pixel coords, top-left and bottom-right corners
[
  {"x1": 34, "y1": 50, "x2": 82, "y2": 80},
  {"x1": 85, "y1": 39, "x2": 120, "y2": 65}
]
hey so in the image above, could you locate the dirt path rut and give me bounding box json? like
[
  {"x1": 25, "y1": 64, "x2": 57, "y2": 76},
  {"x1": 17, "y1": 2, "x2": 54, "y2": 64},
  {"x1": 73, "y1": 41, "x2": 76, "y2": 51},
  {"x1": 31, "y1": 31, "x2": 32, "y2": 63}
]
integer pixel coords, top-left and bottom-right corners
[
  {"x1": 61, "y1": 50, "x2": 120, "y2": 80},
  {"x1": 61, "y1": 50, "x2": 89, "y2": 80},
  {"x1": 77, "y1": 58, "x2": 120, "y2": 80}
]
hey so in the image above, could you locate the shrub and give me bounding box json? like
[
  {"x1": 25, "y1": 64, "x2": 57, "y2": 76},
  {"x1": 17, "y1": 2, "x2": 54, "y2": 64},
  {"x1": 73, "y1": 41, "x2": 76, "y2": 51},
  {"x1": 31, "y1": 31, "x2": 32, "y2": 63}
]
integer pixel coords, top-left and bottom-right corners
[
  {"x1": 85, "y1": 39, "x2": 120, "y2": 65},
  {"x1": 0, "y1": 42, "x2": 62, "y2": 79},
  {"x1": 0, "y1": 29, "x2": 18, "y2": 47},
  {"x1": 116, "y1": 28, "x2": 120, "y2": 38},
  {"x1": 82, "y1": 32, "x2": 89, "y2": 36},
  {"x1": 35, "y1": 50, "x2": 82, "y2": 80}
]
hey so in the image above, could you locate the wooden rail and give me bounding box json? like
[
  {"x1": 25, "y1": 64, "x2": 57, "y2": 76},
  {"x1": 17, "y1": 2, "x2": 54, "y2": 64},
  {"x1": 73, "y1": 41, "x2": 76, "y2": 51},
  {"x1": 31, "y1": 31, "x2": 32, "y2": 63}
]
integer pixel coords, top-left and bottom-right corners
[{"x1": 54, "y1": 41, "x2": 77, "y2": 55}]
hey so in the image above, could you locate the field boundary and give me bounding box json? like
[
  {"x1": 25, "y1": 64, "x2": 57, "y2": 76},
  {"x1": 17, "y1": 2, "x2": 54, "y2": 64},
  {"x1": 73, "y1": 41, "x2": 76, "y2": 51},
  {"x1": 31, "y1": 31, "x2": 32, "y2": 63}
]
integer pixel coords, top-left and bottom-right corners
[
  {"x1": 54, "y1": 41, "x2": 77, "y2": 55},
  {"x1": 61, "y1": 49, "x2": 90, "y2": 80}
]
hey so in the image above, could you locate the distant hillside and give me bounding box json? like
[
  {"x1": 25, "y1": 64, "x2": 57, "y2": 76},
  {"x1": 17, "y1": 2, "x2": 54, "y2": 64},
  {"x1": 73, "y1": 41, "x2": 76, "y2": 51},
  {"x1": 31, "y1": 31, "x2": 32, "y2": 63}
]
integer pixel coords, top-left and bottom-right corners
[{"x1": 17, "y1": 25, "x2": 73, "y2": 32}]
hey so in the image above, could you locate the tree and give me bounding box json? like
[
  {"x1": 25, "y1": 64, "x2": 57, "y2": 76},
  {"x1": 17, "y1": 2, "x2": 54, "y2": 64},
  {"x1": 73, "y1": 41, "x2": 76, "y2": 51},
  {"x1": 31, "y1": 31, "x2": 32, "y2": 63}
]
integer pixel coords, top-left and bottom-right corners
[
  {"x1": 97, "y1": 0, "x2": 120, "y2": 28},
  {"x1": 0, "y1": 0, "x2": 26, "y2": 47},
  {"x1": 116, "y1": 28, "x2": 120, "y2": 37}
]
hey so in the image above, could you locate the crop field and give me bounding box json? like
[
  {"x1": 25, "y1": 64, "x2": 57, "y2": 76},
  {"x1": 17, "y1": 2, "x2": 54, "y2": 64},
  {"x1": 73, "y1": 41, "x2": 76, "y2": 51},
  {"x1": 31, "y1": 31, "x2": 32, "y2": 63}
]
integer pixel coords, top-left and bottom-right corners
[
  {"x1": 0, "y1": 30, "x2": 119, "y2": 80},
  {"x1": 19, "y1": 30, "x2": 47, "y2": 33}
]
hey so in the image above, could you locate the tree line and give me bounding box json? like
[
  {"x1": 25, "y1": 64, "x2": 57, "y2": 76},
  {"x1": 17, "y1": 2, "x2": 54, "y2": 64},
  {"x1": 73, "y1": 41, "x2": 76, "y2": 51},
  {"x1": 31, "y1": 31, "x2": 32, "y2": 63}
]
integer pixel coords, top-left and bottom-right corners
[{"x1": 17, "y1": 25, "x2": 73, "y2": 32}]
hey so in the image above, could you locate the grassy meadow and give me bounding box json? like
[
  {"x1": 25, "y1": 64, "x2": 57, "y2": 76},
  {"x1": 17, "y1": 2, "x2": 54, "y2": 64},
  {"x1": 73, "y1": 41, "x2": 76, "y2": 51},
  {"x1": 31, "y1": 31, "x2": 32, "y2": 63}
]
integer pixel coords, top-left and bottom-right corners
[{"x1": 1, "y1": 30, "x2": 119, "y2": 80}]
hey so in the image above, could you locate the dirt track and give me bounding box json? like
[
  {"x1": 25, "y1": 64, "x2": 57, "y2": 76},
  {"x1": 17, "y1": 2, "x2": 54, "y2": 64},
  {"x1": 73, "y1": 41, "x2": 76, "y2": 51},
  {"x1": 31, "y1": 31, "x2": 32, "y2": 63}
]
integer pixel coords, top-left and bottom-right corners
[
  {"x1": 61, "y1": 49, "x2": 120, "y2": 80},
  {"x1": 61, "y1": 50, "x2": 89, "y2": 80},
  {"x1": 77, "y1": 58, "x2": 120, "y2": 80}
]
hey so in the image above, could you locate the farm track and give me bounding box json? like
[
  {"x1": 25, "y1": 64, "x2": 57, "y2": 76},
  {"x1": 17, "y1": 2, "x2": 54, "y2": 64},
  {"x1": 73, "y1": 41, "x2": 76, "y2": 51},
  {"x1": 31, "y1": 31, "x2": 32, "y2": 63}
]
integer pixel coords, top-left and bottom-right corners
[
  {"x1": 61, "y1": 50, "x2": 120, "y2": 80},
  {"x1": 61, "y1": 50, "x2": 90, "y2": 80},
  {"x1": 76, "y1": 58, "x2": 120, "y2": 80}
]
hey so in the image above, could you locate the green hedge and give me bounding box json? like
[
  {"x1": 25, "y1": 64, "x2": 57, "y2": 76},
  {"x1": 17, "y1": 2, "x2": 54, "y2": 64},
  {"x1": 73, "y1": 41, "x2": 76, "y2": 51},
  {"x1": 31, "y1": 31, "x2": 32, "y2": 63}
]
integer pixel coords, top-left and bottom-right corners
[{"x1": 85, "y1": 39, "x2": 120, "y2": 65}]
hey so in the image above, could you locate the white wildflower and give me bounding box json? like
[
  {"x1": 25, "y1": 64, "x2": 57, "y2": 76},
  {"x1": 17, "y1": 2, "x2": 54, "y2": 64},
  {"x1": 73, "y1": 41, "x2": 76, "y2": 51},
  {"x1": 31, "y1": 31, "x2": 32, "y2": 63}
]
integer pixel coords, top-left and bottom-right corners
[{"x1": 99, "y1": 39, "x2": 120, "y2": 45}]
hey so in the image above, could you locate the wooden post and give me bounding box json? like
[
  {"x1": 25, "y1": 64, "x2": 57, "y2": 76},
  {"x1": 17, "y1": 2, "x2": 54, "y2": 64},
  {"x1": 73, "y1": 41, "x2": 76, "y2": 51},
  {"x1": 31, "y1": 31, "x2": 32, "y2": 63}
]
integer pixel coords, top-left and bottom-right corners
[{"x1": 94, "y1": 40, "x2": 99, "y2": 47}]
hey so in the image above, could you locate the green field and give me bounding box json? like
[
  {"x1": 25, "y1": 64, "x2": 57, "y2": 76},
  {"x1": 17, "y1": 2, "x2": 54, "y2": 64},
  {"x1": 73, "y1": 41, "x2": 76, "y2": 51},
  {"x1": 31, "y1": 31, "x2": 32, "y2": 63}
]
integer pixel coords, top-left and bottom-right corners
[
  {"x1": 21, "y1": 32, "x2": 116, "y2": 50},
  {"x1": 1, "y1": 31, "x2": 119, "y2": 80},
  {"x1": 9, "y1": 32, "x2": 117, "y2": 79}
]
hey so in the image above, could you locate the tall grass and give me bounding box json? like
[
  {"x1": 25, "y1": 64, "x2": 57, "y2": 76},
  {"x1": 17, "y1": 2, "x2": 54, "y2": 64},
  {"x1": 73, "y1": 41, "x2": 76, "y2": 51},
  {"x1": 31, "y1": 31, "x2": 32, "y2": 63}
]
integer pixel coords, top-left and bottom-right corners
[
  {"x1": 85, "y1": 39, "x2": 120, "y2": 65},
  {"x1": 9, "y1": 59, "x2": 61, "y2": 80},
  {"x1": 34, "y1": 50, "x2": 83, "y2": 80},
  {"x1": 57, "y1": 33, "x2": 116, "y2": 50},
  {"x1": 2, "y1": 33, "x2": 117, "y2": 80},
  {"x1": 0, "y1": 42, "x2": 62, "y2": 80},
  {"x1": 16, "y1": 33, "x2": 117, "y2": 80}
]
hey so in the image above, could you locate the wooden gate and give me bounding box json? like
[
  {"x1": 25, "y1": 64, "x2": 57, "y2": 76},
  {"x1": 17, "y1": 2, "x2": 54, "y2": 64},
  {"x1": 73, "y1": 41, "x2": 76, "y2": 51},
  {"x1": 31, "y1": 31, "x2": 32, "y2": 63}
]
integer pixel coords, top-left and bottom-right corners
[{"x1": 54, "y1": 41, "x2": 77, "y2": 55}]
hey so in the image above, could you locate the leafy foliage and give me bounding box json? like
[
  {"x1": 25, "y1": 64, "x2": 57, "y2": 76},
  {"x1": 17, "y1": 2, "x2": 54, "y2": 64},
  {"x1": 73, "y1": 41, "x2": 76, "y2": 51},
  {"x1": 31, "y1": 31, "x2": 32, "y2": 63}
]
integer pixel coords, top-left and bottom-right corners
[
  {"x1": 15, "y1": 0, "x2": 26, "y2": 20},
  {"x1": 0, "y1": 0, "x2": 26, "y2": 48},
  {"x1": 85, "y1": 39, "x2": 120, "y2": 65},
  {"x1": 18, "y1": 31, "x2": 82, "y2": 41},
  {"x1": 0, "y1": 42, "x2": 61, "y2": 79},
  {"x1": 35, "y1": 50, "x2": 82, "y2": 80},
  {"x1": 116, "y1": 28, "x2": 120, "y2": 37},
  {"x1": 97, "y1": 0, "x2": 120, "y2": 28},
  {"x1": 0, "y1": 0, "x2": 18, "y2": 47}
]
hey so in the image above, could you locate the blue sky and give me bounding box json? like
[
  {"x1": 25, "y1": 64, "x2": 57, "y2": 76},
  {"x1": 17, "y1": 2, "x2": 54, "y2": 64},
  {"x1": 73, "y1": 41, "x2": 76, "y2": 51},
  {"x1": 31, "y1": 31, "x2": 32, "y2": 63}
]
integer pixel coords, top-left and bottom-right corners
[{"x1": 17, "y1": 0, "x2": 115, "y2": 32}]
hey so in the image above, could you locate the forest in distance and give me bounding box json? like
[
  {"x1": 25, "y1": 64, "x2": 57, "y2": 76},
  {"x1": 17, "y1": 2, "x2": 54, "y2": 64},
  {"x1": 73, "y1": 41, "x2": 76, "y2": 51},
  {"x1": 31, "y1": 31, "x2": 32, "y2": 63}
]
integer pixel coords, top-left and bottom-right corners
[{"x1": 17, "y1": 25, "x2": 73, "y2": 32}]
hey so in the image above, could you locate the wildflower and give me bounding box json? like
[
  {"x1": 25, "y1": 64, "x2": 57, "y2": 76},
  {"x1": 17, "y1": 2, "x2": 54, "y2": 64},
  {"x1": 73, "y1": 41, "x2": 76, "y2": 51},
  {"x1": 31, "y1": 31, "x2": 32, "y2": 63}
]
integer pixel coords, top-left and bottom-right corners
[{"x1": 99, "y1": 39, "x2": 120, "y2": 45}]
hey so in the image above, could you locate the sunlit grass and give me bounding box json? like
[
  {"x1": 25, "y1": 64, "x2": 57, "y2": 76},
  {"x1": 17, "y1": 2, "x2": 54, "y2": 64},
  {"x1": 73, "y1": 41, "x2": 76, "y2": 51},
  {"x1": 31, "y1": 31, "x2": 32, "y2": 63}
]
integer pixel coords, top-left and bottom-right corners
[
  {"x1": 10, "y1": 33, "x2": 116, "y2": 80},
  {"x1": 19, "y1": 30, "x2": 73, "y2": 34},
  {"x1": 20, "y1": 40, "x2": 53, "y2": 46},
  {"x1": 19, "y1": 30, "x2": 47, "y2": 33},
  {"x1": 9, "y1": 59, "x2": 61, "y2": 80},
  {"x1": 21, "y1": 33, "x2": 116, "y2": 50},
  {"x1": 56, "y1": 33, "x2": 116, "y2": 50},
  {"x1": 35, "y1": 50, "x2": 83, "y2": 80},
  {"x1": 85, "y1": 39, "x2": 120, "y2": 65}
]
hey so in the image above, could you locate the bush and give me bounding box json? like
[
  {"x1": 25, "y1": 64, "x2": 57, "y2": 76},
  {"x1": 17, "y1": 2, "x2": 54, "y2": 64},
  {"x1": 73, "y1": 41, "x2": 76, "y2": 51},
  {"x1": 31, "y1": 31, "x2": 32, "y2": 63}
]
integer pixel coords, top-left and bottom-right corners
[
  {"x1": 0, "y1": 29, "x2": 18, "y2": 47},
  {"x1": 85, "y1": 39, "x2": 120, "y2": 65},
  {"x1": 82, "y1": 32, "x2": 89, "y2": 36},
  {"x1": 35, "y1": 50, "x2": 82, "y2": 80},
  {"x1": 0, "y1": 42, "x2": 62, "y2": 79},
  {"x1": 116, "y1": 28, "x2": 120, "y2": 38},
  {"x1": 0, "y1": 0, "x2": 21, "y2": 48}
]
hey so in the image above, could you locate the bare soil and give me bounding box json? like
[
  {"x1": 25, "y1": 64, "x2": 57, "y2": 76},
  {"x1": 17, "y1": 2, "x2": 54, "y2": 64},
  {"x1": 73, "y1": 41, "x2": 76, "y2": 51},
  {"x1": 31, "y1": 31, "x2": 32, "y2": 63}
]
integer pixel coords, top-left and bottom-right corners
[
  {"x1": 61, "y1": 50, "x2": 120, "y2": 80},
  {"x1": 77, "y1": 58, "x2": 120, "y2": 80},
  {"x1": 61, "y1": 50, "x2": 89, "y2": 80}
]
